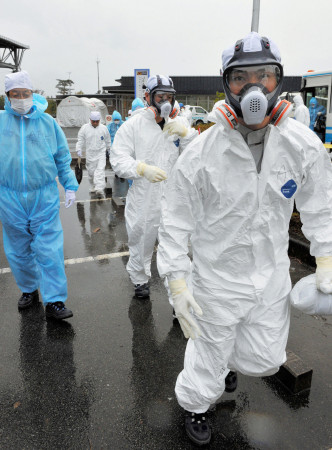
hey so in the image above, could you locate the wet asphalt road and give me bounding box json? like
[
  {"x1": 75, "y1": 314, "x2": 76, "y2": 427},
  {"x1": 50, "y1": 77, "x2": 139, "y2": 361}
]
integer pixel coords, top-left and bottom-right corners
[{"x1": 0, "y1": 169, "x2": 332, "y2": 450}]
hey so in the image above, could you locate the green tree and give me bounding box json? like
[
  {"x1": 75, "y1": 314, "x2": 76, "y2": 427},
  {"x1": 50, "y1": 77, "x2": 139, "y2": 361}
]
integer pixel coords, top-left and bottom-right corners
[
  {"x1": 56, "y1": 79, "x2": 74, "y2": 95},
  {"x1": 45, "y1": 97, "x2": 57, "y2": 117},
  {"x1": 0, "y1": 95, "x2": 4, "y2": 110},
  {"x1": 214, "y1": 91, "x2": 225, "y2": 103},
  {"x1": 75, "y1": 90, "x2": 84, "y2": 95}
]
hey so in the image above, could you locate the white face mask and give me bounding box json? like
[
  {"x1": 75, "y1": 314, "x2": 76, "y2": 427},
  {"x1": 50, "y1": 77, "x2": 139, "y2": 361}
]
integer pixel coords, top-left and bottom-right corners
[
  {"x1": 10, "y1": 97, "x2": 33, "y2": 115},
  {"x1": 159, "y1": 101, "x2": 172, "y2": 119},
  {"x1": 240, "y1": 87, "x2": 268, "y2": 125},
  {"x1": 114, "y1": 120, "x2": 120, "y2": 124}
]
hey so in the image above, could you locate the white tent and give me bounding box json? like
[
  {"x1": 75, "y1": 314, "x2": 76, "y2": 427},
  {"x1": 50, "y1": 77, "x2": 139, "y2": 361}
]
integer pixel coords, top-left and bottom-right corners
[{"x1": 56, "y1": 96, "x2": 108, "y2": 127}]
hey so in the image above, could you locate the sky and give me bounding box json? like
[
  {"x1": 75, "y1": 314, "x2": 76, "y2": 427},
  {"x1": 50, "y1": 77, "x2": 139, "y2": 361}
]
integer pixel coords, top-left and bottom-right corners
[{"x1": 1, "y1": 0, "x2": 331, "y2": 97}]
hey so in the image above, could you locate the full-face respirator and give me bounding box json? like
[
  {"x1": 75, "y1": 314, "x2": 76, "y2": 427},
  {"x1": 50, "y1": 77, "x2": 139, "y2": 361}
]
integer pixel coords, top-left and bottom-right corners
[
  {"x1": 145, "y1": 75, "x2": 176, "y2": 119},
  {"x1": 221, "y1": 35, "x2": 285, "y2": 127}
]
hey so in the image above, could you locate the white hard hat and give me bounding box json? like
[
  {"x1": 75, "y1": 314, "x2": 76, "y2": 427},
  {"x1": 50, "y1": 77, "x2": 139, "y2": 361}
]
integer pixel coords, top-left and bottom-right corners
[
  {"x1": 145, "y1": 74, "x2": 175, "y2": 94},
  {"x1": 222, "y1": 31, "x2": 281, "y2": 71}
]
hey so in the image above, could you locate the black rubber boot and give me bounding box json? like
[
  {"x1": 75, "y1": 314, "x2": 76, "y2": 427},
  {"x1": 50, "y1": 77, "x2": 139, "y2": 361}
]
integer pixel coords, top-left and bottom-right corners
[
  {"x1": 45, "y1": 301, "x2": 73, "y2": 320},
  {"x1": 134, "y1": 283, "x2": 150, "y2": 299},
  {"x1": 185, "y1": 410, "x2": 211, "y2": 446},
  {"x1": 225, "y1": 370, "x2": 238, "y2": 393},
  {"x1": 18, "y1": 290, "x2": 39, "y2": 310}
]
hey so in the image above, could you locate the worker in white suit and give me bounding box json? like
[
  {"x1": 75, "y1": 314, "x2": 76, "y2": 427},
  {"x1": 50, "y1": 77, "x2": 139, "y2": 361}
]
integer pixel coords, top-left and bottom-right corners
[
  {"x1": 76, "y1": 111, "x2": 111, "y2": 199},
  {"x1": 293, "y1": 94, "x2": 310, "y2": 127},
  {"x1": 157, "y1": 32, "x2": 332, "y2": 445},
  {"x1": 110, "y1": 75, "x2": 196, "y2": 299}
]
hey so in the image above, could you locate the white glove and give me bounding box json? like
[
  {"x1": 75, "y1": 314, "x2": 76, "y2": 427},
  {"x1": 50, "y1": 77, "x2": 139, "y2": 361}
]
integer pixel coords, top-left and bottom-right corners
[
  {"x1": 65, "y1": 190, "x2": 76, "y2": 208},
  {"x1": 136, "y1": 162, "x2": 167, "y2": 183},
  {"x1": 163, "y1": 121, "x2": 188, "y2": 138},
  {"x1": 77, "y1": 148, "x2": 82, "y2": 157},
  {"x1": 316, "y1": 256, "x2": 332, "y2": 294},
  {"x1": 169, "y1": 279, "x2": 203, "y2": 339}
]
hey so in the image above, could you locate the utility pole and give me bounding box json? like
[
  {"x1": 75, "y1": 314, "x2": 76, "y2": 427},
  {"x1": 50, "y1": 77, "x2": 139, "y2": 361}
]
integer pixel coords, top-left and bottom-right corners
[
  {"x1": 96, "y1": 58, "x2": 100, "y2": 93},
  {"x1": 251, "y1": 0, "x2": 260, "y2": 32}
]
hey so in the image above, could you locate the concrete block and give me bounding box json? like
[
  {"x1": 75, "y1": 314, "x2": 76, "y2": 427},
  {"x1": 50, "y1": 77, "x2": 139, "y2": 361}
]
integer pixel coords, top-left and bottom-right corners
[
  {"x1": 105, "y1": 176, "x2": 112, "y2": 197},
  {"x1": 112, "y1": 197, "x2": 126, "y2": 207},
  {"x1": 275, "y1": 350, "x2": 313, "y2": 394}
]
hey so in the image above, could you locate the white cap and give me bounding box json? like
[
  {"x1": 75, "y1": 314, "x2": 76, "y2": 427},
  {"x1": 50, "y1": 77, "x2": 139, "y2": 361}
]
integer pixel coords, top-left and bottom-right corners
[
  {"x1": 5, "y1": 70, "x2": 33, "y2": 92},
  {"x1": 90, "y1": 111, "x2": 101, "y2": 120},
  {"x1": 222, "y1": 31, "x2": 281, "y2": 71}
]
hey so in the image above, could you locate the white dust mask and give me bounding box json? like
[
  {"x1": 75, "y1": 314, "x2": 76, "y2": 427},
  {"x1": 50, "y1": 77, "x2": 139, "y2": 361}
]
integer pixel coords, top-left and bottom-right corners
[{"x1": 10, "y1": 97, "x2": 33, "y2": 115}]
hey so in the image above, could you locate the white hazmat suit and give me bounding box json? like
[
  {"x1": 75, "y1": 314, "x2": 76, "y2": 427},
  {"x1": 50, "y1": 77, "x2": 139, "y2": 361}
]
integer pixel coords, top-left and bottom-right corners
[
  {"x1": 76, "y1": 122, "x2": 111, "y2": 193},
  {"x1": 179, "y1": 106, "x2": 192, "y2": 127},
  {"x1": 293, "y1": 94, "x2": 310, "y2": 127},
  {"x1": 110, "y1": 108, "x2": 196, "y2": 286},
  {"x1": 157, "y1": 114, "x2": 332, "y2": 413}
]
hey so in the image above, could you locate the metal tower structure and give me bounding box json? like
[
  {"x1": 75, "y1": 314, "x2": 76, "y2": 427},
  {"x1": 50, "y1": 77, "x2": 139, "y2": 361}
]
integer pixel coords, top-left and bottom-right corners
[{"x1": 0, "y1": 34, "x2": 29, "y2": 72}]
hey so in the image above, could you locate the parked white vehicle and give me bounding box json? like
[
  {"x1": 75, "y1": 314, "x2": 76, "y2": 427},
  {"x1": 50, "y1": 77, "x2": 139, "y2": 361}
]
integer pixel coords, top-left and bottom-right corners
[
  {"x1": 188, "y1": 105, "x2": 209, "y2": 126},
  {"x1": 301, "y1": 70, "x2": 332, "y2": 145}
]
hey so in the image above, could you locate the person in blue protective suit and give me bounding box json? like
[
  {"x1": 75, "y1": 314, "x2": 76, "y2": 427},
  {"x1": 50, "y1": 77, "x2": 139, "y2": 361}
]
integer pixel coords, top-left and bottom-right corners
[
  {"x1": 131, "y1": 97, "x2": 145, "y2": 114},
  {"x1": 157, "y1": 32, "x2": 332, "y2": 445},
  {"x1": 0, "y1": 71, "x2": 78, "y2": 320},
  {"x1": 309, "y1": 97, "x2": 326, "y2": 139},
  {"x1": 107, "y1": 110, "x2": 124, "y2": 146}
]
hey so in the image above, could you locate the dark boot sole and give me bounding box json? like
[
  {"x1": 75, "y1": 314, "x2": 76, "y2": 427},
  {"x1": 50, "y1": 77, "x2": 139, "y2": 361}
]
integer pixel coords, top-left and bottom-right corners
[
  {"x1": 134, "y1": 293, "x2": 150, "y2": 299},
  {"x1": 185, "y1": 428, "x2": 211, "y2": 446},
  {"x1": 18, "y1": 301, "x2": 35, "y2": 310},
  {"x1": 18, "y1": 293, "x2": 39, "y2": 310},
  {"x1": 45, "y1": 311, "x2": 73, "y2": 320}
]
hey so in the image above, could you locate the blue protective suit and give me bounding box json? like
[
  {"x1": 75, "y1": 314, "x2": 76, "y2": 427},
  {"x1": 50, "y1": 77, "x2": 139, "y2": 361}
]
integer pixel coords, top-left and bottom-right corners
[
  {"x1": 309, "y1": 97, "x2": 326, "y2": 131},
  {"x1": 0, "y1": 94, "x2": 78, "y2": 304},
  {"x1": 107, "y1": 110, "x2": 124, "y2": 145}
]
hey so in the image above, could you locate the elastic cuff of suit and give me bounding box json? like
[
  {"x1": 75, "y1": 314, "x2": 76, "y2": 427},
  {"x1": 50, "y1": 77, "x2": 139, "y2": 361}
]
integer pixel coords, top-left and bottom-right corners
[
  {"x1": 169, "y1": 278, "x2": 187, "y2": 296},
  {"x1": 136, "y1": 161, "x2": 146, "y2": 176},
  {"x1": 316, "y1": 256, "x2": 332, "y2": 269}
]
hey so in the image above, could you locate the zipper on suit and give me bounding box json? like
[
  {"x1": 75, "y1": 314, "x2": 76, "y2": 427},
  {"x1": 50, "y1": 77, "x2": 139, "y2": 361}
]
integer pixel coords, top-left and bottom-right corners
[{"x1": 21, "y1": 116, "x2": 27, "y2": 195}]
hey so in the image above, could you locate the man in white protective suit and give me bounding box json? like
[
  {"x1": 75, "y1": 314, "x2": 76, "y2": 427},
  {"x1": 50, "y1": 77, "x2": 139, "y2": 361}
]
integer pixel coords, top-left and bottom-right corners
[
  {"x1": 76, "y1": 111, "x2": 111, "y2": 199},
  {"x1": 110, "y1": 75, "x2": 196, "y2": 299},
  {"x1": 157, "y1": 32, "x2": 332, "y2": 445},
  {"x1": 293, "y1": 93, "x2": 310, "y2": 127}
]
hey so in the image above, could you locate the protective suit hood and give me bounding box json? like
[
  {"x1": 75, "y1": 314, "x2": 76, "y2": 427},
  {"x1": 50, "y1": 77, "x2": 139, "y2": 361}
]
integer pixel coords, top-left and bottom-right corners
[
  {"x1": 112, "y1": 110, "x2": 122, "y2": 121},
  {"x1": 132, "y1": 98, "x2": 144, "y2": 112},
  {"x1": 293, "y1": 94, "x2": 304, "y2": 107},
  {"x1": 309, "y1": 98, "x2": 318, "y2": 108},
  {"x1": 5, "y1": 93, "x2": 48, "y2": 119}
]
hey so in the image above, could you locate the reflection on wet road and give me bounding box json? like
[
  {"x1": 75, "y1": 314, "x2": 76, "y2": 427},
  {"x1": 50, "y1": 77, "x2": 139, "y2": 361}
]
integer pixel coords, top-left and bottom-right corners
[{"x1": 0, "y1": 169, "x2": 331, "y2": 449}]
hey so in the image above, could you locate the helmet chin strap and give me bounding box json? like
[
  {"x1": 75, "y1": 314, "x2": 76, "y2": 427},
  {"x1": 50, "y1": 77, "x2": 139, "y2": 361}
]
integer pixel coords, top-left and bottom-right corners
[{"x1": 214, "y1": 100, "x2": 292, "y2": 130}]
